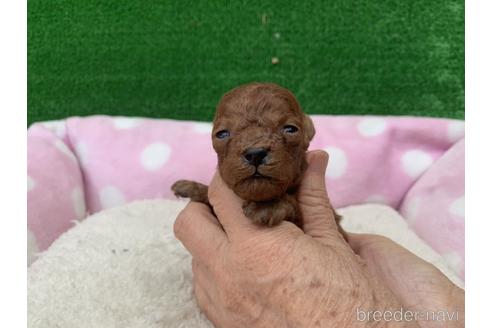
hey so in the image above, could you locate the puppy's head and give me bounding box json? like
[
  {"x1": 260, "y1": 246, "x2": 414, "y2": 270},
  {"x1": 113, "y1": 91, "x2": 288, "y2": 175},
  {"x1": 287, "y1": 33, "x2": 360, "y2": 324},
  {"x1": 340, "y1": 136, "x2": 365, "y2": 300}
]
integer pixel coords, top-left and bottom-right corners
[{"x1": 212, "y1": 82, "x2": 315, "y2": 202}]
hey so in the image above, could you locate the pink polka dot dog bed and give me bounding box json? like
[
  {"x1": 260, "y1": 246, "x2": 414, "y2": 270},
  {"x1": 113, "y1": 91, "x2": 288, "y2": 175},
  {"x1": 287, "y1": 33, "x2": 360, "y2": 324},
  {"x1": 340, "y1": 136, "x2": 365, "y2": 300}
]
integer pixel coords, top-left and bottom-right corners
[{"x1": 27, "y1": 115, "x2": 465, "y2": 278}]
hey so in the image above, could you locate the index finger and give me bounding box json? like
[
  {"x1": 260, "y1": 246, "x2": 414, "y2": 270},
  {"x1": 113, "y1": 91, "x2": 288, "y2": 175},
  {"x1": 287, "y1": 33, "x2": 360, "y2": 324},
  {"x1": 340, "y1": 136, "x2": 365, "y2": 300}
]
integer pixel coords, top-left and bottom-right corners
[
  {"x1": 208, "y1": 172, "x2": 259, "y2": 238},
  {"x1": 174, "y1": 201, "x2": 227, "y2": 262}
]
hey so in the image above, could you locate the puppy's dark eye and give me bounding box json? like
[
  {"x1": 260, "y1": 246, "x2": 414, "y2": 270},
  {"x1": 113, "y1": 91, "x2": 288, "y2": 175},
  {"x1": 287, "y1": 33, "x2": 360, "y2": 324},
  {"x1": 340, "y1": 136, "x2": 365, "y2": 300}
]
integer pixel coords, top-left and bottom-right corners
[
  {"x1": 283, "y1": 125, "x2": 299, "y2": 134},
  {"x1": 215, "y1": 129, "x2": 230, "y2": 139}
]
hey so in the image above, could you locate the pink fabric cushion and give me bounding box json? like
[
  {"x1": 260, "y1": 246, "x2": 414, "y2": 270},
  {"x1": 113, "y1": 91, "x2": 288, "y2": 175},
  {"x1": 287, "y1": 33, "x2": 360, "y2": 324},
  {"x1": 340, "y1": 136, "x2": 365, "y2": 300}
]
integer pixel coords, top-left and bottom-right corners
[
  {"x1": 27, "y1": 124, "x2": 86, "y2": 264},
  {"x1": 27, "y1": 115, "x2": 465, "y2": 278},
  {"x1": 400, "y1": 139, "x2": 465, "y2": 278}
]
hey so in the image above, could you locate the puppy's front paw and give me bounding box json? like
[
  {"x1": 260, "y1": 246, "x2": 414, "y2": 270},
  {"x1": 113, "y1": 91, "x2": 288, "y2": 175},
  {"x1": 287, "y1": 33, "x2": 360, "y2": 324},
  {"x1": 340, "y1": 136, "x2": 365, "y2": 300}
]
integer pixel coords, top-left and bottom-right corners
[
  {"x1": 171, "y1": 180, "x2": 209, "y2": 203},
  {"x1": 242, "y1": 201, "x2": 286, "y2": 226},
  {"x1": 171, "y1": 180, "x2": 194, "y2": 198}
]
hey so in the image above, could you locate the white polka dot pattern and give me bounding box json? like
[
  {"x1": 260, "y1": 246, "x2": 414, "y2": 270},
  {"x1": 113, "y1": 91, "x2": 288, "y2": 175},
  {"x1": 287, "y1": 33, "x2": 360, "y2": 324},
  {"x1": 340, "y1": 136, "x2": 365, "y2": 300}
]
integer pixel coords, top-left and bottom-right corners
[
  {"x1": 27, "y1": 115, "x2": 464, "y2": 277},
  {"x1": 42, "y1": 120, "x2": 66, "y2": 138},
  {"x1": 140, "y1": 143, "x2": 171, "y2": 171},
  {"x1": 99, "y1": 186, "x2": 126, "y2": 210},
  {"x1": 403, "y1": 197, "x2": 421, "y2": 224},
  {"x1": 54, "y1": 140, "x2": 77, "y2": 162},
  {"x1": 447, "y1": 121, "x2": 465, "y2": 142},
  {"x1": 357, "y1": 118, "x2": 387, "y2": 137},
  {"x1": 27, "y1": 175, "x2": 35, "y2": 192},
  {"x1": 113, "y1": 117, "x2": 142, "y2": 130},
  {"x1": 75, "y1": 142, "x2": 89, "y2": 165},
  {"x1": 323, "y1": 146, "x2": 347, "y2": 179},
  {"x1": 401, "y1": 150, "x2": 433, "y2": 178},
  {"x1": 192, "y1": 122, "x2": 213, "y2": 134},
  {"x1": 449, "y1": 196, "x2": 465, "y2": 218}
]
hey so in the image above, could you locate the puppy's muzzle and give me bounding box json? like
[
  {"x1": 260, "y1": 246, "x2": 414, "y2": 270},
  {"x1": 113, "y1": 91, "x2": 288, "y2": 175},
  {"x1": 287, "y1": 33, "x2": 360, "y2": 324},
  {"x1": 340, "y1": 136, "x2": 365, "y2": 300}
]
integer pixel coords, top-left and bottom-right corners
[{"x1": 243, "y1": 147, "x2": 269, "y2": 167}]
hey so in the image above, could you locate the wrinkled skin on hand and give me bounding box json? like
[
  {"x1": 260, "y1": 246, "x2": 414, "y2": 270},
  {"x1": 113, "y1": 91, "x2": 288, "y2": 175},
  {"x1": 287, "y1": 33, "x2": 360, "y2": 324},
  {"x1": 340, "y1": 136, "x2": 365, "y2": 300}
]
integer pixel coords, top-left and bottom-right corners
[{"x1": 174, "y1": 151, "x2": 464, "y2": 328}]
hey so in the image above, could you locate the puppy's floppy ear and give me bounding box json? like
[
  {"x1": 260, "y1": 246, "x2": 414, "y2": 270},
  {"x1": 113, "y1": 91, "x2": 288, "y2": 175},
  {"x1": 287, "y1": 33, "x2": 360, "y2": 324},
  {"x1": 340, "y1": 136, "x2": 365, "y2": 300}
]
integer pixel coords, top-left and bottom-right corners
[{"x1": 303, "y1": 114, "x2": 315, "y2": 144}]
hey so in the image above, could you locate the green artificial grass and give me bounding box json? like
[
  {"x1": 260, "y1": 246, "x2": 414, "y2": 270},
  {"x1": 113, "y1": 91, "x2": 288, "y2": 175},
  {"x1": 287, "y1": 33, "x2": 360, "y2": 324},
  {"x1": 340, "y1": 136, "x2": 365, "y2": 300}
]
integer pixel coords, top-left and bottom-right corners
[{"x1": 28, "y1": 0, "x2": 464, "y2": 126}]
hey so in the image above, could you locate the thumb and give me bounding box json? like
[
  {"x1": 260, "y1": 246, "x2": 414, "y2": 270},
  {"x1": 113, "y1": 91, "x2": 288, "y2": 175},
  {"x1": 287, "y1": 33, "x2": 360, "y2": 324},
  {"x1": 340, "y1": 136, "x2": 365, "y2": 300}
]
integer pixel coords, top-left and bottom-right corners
[
  {"x1": 347, "y1": 233, "x2": 464, "y2": 313},
  {"x1": 298, "y1": 150, "x2": 340, "y2": 240}
]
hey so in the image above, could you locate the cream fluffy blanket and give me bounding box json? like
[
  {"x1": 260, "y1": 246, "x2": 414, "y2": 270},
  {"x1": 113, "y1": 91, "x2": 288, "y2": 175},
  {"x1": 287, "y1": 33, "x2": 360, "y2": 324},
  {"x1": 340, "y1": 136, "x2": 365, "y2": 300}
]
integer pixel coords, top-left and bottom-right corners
[{"x1": 27, "y1": 200, "x2": 463, "y2": 328}]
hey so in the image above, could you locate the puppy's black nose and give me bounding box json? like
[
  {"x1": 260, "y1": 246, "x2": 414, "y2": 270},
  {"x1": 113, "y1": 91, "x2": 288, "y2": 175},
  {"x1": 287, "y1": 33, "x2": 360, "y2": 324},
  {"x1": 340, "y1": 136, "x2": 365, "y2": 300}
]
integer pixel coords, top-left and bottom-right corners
[{"x1": 243, "y1": 148, "x2": 269, "y2": 167}]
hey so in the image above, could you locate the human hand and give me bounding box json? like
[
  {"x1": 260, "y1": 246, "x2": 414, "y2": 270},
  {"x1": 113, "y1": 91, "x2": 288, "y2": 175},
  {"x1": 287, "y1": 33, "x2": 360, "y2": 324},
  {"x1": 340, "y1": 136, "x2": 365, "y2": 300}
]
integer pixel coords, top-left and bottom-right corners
[
  {"x1": 347, "y1": 233, "x2": 464, "y2": 328},
  {"x1": 174, "y1": 150, "x2": 462, "y2": 327}
]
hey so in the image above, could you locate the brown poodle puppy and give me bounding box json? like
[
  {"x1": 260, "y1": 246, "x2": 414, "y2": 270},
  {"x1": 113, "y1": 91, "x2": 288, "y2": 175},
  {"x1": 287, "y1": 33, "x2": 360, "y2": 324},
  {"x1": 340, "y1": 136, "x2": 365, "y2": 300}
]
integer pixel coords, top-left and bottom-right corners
[{"x1": 172, "y1": 82, "x2": 342, "y2": 229}]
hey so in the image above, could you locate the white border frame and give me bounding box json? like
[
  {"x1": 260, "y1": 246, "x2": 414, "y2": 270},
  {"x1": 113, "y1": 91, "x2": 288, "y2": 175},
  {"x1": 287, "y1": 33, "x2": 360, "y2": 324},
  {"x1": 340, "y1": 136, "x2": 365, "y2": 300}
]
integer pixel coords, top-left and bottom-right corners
[{"x1": 0, "y1": 0, "x2": 27, "y2": 326}]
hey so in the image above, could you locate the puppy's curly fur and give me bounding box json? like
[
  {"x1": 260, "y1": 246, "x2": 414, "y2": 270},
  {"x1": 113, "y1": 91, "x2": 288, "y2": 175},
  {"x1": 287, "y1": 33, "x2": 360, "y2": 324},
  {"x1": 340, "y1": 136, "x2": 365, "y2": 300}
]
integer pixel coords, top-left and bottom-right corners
[{"x1": 172, "y1": 82, "x2": 342, "y2": 230}]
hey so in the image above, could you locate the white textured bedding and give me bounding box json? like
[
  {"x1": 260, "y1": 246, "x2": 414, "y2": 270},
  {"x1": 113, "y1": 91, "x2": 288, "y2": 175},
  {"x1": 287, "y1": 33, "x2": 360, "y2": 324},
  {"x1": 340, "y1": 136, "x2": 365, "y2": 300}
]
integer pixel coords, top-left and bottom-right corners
[{"x1": 27, "y1": 200, "x2": 463, "y2": 328}]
